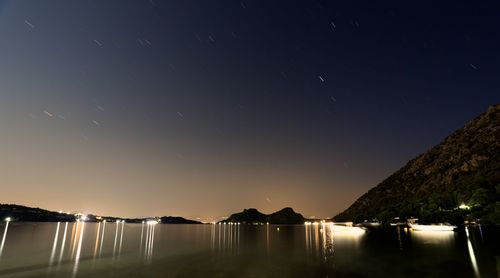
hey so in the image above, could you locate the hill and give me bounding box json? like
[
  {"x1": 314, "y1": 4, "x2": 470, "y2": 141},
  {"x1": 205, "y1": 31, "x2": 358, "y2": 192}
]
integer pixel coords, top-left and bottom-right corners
[
  {"x1": 334, "y1": 104, "x2": 500, "y2": 224},
  {"x1": 0, "y1": 204, "x2": 75, "y2": 222},
  {"x1": 160, "y1": 216, "x2": 202, "y2": 224},
  {"x1": 0, "y1": 204, "x2": 202, "y2": 224},
  {"x1": 221, "y1": 207, "x2": 305, "y2": 224}
]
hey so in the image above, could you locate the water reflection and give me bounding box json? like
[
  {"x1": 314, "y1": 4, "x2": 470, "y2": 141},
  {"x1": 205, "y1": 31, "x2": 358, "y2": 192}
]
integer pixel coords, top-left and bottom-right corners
[
  {"x1": 58, "y1": 222, "x2": 69, "y2": 266},
  {"x1": 143, "y1": 221, "x2": 157, "y2": 263},
  {"x1": 113, "y1": 221, "x2": 120, "y2": 257},
  {"x1": 119, "y1": 221, "x2": 125, "y2": 256},
  {"x1": 111, "y1": 220, "x2": 126, "y2": 260},
  {"x1": 0, "y1": 223, "x2": 496, "y2": 277},
  {"x1": 140, "y1": 222, "x2": 145, "y2": 255},
  {"x1": 72, "y1": 221, "x2": 86, "y2": 278},
  {"x1": 410, "y1": 230, "x2": 455, "y2": 245},
  {"x1": 266, "y1": 223, "x2": 270, "y2": 253},
  {"x1": 93, "y1": 222, "x2": 101, "y2": 260},
  {"x1": 70, "y1": 222, "x2": 77, "y2": 259},
  {"x1": 466, "y1": 227, "x2": 480, "y2": 277},
  {"x1": 213, "y1": 223, "x2": 240, "y2": 254},
  {"x1": 49, "y1": 222, "x2": 61, "y2": 268},
  {"x1": 0, "y1": 220, "x2": 10, "y2": 259},
  {"x1": 99, "y1": 221, "x2": 106, "y2": 257},
  {"x1": 211, "y1": 223, "x2": 215, "y2": 250},
  {"x1": 304, "y1": 223, "x2": 366, "y2": 261},
  {"x1": 396, "y1": 225, "x2": 404, "y2": 250}
]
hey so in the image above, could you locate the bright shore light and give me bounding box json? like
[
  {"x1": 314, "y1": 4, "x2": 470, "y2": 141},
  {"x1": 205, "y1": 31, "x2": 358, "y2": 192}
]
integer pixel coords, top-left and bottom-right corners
[
  {"x1": 146, "y1": 220, "x2": 158, "y2": 225},
  {"x1": 329, "y1": 223, "x2": 366, "y2": 234},
  {"x1": 459, "y1": 203, "x2": 471, "y2": 210},
  {"x1": 4, "y1": 217, "x2": 11, "y2": 222}
]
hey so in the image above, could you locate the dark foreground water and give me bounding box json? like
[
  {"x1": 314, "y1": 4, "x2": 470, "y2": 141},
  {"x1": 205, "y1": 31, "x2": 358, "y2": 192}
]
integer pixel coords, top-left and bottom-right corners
[{"x1": 0, "y1": 222, "x2": 498, "y2": 278}]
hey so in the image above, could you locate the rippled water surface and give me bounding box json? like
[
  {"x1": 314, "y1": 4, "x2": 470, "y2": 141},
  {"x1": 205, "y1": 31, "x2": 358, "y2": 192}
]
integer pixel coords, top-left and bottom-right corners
[{"x1": 0, "y1": 222, "x2": 498, "y2": 277}]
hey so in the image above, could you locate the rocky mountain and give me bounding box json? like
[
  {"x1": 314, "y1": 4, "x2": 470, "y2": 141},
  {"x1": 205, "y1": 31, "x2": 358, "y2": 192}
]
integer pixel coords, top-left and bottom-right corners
[
  {"x1": 160, "y1": 216, "x2": 202, "y2": 224},
  {"x1": 334, "y1": 104, "x2": 500, "y2": 224},
  {"x1": 221, "y1": 207, "x2": 305, "y2": 224},
  {"x1": 268, "y1": 207, "x2": 305, "y2": 224}
]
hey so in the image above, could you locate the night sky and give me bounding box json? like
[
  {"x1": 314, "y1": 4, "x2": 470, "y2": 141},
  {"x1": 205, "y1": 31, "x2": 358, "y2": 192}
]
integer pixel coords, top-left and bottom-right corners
[{"x1": 1, "y1": 0, "x2": 499, "y2": 221}]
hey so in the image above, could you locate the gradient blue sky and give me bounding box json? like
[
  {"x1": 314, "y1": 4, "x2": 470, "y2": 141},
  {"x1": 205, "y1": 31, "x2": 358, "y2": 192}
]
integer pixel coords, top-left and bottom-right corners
[{"x1": 0, "y1": 0, "x2": 499, "y2": 221}]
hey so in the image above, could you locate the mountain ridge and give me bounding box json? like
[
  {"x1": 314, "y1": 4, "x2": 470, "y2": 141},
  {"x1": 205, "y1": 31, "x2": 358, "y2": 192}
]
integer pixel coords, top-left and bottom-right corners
[
  {"x1": 221, "y1": 207, "x2": 305, "y2": 224},
  {"x1": 334, "y1": 104, "x2": 500, "y2": 224}
]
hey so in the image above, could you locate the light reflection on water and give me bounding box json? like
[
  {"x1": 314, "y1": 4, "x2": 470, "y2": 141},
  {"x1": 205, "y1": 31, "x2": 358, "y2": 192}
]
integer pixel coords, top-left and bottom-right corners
[
  {"x1": 143, "y1": 221, "x2": 156, "y2": 263},
  {"x1": 98, "y1": 221, "x2": 106, "y2": 257},
  {"x1": 213, "y1": 223, "x2": 240, "y2": 255},
  {"x1": 0, "y1": 221, "x2": 9, "y2": 259},
  {"x1": 48, "y1": 222, "x2": 60, "y2": 269},
  {"x1": 72, "y1": 221, "x2": 85, "y2": 277},
  {"x1": 410, "y1": 230, "x2": 455, "y2": 245},
  {"x1": 92, "y1": 222, "x2": 101, "y2": 260},
  {"x1": 0, "y1": 222, "x2": 497, "y2": 277},
  {"x1": 57, "y1": 222, "x2": 68, "y2": 267},
  {"x1": 466, "y1": 227, "x2": 480, "y2": 277}
]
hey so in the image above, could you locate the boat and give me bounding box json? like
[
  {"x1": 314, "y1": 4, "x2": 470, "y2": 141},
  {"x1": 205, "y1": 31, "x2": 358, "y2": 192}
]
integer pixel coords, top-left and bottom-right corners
[
  {"x1": 357, "y1": 220, "x2": 381, "y2": 228},
  {"x1": 389, "y1": 217, "x2": 407, "y2": 226}
]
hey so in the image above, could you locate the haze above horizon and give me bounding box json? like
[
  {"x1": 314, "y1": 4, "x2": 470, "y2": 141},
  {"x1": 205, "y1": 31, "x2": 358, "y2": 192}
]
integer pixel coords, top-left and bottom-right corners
[{"x1": 0, "y1": 0, "x2": 499, "y2": 222}]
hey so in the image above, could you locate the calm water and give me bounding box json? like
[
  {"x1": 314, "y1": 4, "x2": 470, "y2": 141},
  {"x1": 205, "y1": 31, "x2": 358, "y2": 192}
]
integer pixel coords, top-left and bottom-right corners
[{"x1": 0, "y1": 222, "x2": 498, "y2": 278}]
